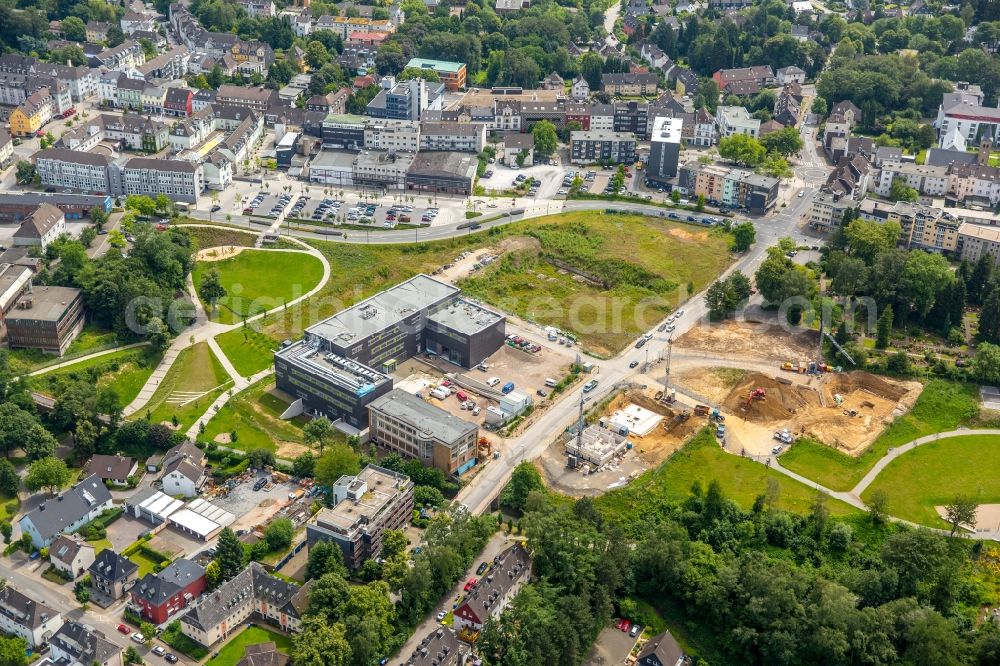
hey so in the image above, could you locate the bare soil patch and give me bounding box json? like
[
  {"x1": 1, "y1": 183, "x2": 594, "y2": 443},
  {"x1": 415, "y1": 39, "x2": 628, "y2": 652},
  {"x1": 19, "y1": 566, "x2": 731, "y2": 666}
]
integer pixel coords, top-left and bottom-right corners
[
  {"x1": 676, "y1": 321, "x2": 819, "y2": 363},
  {"x1": 602, "y1": 390, "x2": 699, "y2": 466},
  {"x1": 677, "y1": 367, "x2": 747, "y2": 403},
  {"x1": 195, "y1": 245, "x2": 248, "y2": 262}
]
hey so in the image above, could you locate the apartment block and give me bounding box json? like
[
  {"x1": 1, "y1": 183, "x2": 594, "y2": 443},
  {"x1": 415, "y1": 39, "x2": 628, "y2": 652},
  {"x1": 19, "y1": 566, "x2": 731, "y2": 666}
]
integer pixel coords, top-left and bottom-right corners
[
  {"x1": 419, "y1": 122, "x2": 486, "y2": 153},
  {"x1": 957, "y1": 223, "x2": 1000, "y2": 262},
  {"x1": 363, "y1": 120, "x2": 420, "y2": 152},
  {"x1": 570, "y1": 130, "x2": 637, "y2": 165},
  {"x1": 646, "y1": 116, "x2": 682, "y2": 183}
]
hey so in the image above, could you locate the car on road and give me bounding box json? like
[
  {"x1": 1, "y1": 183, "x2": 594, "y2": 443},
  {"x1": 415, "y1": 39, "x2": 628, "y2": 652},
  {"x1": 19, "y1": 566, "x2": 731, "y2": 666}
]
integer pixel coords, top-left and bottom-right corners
[
  {"x1": 634, "y1": 338, "x2": 646, "y2": 349},
  {"x1": 436, "y1": 611, "x2": 447, "y2": 622},
  {"x1": 675, "y1": 309, "x2": 684, "y2": 317},
  {"x1": 557, "y1": 189, "x2": 567, "y2": 195},
  {"x1": 476, "y1": 562, "x2": 488, "y2": 575},
  {"x1": 131, "y1": 633, "x2": 145, "y2": 644},
  {"x1": 464, "y1": 578, "x2": 477, "y2": 591},
  {"x1": 665, "y1": 324, "x2": 675, "y2": 333},
  {"x1": 165, "y1": 655, "x2": 178, "y2": 663},
  {"x1": 117, "y1": 625, "x2": 129, "y2": 635},
  {"x1": 772, "y1": 444, "x2": 784, "y2": 455},
  {"x1": 798, "y1": 190, "x2": 805, "y2": 197},
  {"x1": 657, "y1": 324, "x2": 666, "y2": 332},
  {"x1": 153, "y1": 647, "x2": 166, "y2": 656},
  {"x1": 583, "y1": 380, "x2": 598, "y2": 393},
  {"x1": 210, "y1": 205, "x2": 221, "y2": 212},
  {"x1": 629, "y1": 360, "x2": 638, "y2": 368}
]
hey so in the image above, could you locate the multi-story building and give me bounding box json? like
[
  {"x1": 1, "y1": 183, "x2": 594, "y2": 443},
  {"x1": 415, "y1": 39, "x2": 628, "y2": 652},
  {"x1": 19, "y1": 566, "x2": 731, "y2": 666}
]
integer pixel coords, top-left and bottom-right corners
[
  {"x1": 934, "y1": 85, "x2": 1000, "y2": 148},
  {"x1": 363, "y1": 119, "x2": 420, "y2": 152},
  {"x1": 322, "y1": 16, "x2": 395, "y2": 40},
  {"x1": 89, "y1": 550, "x2": 139, "y2": 603},
  {"x1": 404, "y1": 58, "x2": 466, "y2": 91},
  {"x1": 367, "y1": 78, "x2": 444, "y2": 121},
  {"x1": 418, "y1": 121, "x2": 485, "y2": 153},
  {"x1": 86, "y1": 21, "x2": 111, "y2": 42},
  {"x1": 230, "y1": 40, "x2": 275, "y2": 76},
  {"x1": 689, "y1": 107, "x2": 716, "y2": 146},
  {"x1": 136, "y1": 46, "x2": 190, "y2": 81},
  {"x1": 12, "y1": 203, "x2": 65, "y2": 250},
  {"x1": 164, "y1": 87, "x2": 194, "y2": 117},
  {"x1": 857, "y1": 199, "x2": 960, "y2": 253},
  {"x1": 716, "y1": 105, "x2": 760, "y2": 139},
  {"x1": 60, "y1": 114, "x2": 168, "y2": 153},
  {"x1": 180, "y1": 562, "x2": 308, "y2": 647},
  {"x1": 369, "y1": 388, "x2": 479, "y2": 476},
  {"x1": 874, "y1": 160, "x2": 949, "y2": 199},
  {"x1": 93, "y1": 40, "x2": 146, "y2": 71},
  {"x1": 646, "y1": 116, "x2": 683, "y2": 183},
  {"x1": 118, "y1": 158, "x2": 204, "y2": 204},
  {"x1": 453, "y1": 544, "x2": 530, "y2": 638},
  {"x1": 776, "y1": 65, "x2": 806, "y2": 86},
  {"x1": 601, "y1": 72, "x2": 658, "y2": 96},
  {"x1": 957, "y1": 222, "x2": 1000, "y2": 262},
  {"x1": 215, "y1": 84, "x2": 279, "y2": 113},
  {"x1": 49, "y1": 621, "x2": 123, "y2": 666},
  {"x1": 0, "y1": 587, "x2": 62, "y2": 647},
  {"x1": 32, "y1": 63, "x2": 98, "y2": 102},
  {"x1": 130, "y1": 559, "x2": 207, "y2": 624},
  {"x1": 305, "y1": 89, "x2": 350, "y2": 114},
  {"x1": 19, "y1": 474, "x2": 112, "y2": 547},
  {"x1": 275, "y1": 274, "x2": 504, "y2": 426},
  {"x1": 613, "y1": 101, "x2": 649, "y2": 139},
  {"x1": 712, "y1": 66, "x2": 774, "y2": 95},
  {"x1": 9, "y1": 87, "x2": 54, "y2": 137},
  {"x1": 570, "y1": 130, "x2": 637, "y2": 165},
  {"x1": 306, "y1": 465, "x2": 414, "y2": 568},
  {"x1": 679, "y1": 162, "x2": 778, "y2": 214},
  {"x1": 121, "y1": 10, "x2": 158, "y2": 34},
  {"x1": 4, "y1": 286, "x2": 85, "y2": 357},
  {"x1": 160, "y1": 441, "x2": 208, "y2": 498},
  {"x1": 807, "y1": 191, "x2": 856, "y2": 232},
  {"x1": 48, "y1": 534, "x2": 95, "y2": 579},
  {"x1": 353, "y1": 149, "x2": 413, "y2": 190},
  {"x1": 405, "y1": 151, "x2": 478, "y2": 195}
]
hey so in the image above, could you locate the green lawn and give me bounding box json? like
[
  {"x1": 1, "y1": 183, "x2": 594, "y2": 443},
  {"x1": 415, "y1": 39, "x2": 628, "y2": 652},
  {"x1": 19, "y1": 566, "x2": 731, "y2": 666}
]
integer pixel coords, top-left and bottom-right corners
[
  {"x1": 595, "y1": 429, "x2": 860, "y2": 534},
  {"x1": 214, "y1": 327, "x2": 278, "y2": 378},
  {"x1": 135, "y1": 342, "x2": 231, "y2": 431},
  {"x1": 30, "y1": 347, "x2": 161, "y2": 408},
  {"x1": 9, "y1": 324, "x2": 119, "y2": 372},
  {"x1": 779, "y1": 380, "x2": 982, "y2": 491},
  {"x1": 127, "y1": 550, "x2": 162, "y2": 577},
  {"x1": 459, "y1": 213, "x2": 732, "y2": 356},
  {"x1": 192, "y1": 250, "x2": 324, "y2": 325},
  {"x1": 860, "y1": 435, "x2": 1000, "y2": 528},
  {"x1": 0, "y1": 494, "x2": 19, "y2": 524},
  {"x1": 204, "y1": 626, "x2": 292, "y2": 666},
  {"x1": 202, "y1": 378, "x2": 329, "y2": 456}
]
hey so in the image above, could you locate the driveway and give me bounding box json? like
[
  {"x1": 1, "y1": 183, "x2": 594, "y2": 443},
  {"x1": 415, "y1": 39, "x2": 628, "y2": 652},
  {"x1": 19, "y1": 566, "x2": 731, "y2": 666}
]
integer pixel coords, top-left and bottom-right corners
[
  {"x1": 584, "y1": 625, "x2": 639, "y2": 666},
  {"x1": 107, "y1": 515, "x2": 152, "y2": 551}
]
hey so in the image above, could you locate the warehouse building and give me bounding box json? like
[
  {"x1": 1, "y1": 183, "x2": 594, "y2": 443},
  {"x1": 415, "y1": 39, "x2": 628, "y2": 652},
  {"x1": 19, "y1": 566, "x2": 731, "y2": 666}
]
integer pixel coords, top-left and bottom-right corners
[{"x1": 368, "y1": 389, "x2": 479, "y2": 476}]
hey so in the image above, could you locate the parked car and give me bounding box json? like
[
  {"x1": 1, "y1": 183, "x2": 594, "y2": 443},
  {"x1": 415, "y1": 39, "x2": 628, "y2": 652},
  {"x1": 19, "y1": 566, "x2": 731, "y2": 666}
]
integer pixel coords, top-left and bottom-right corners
[
  {"x1": 131, "y1": 633, "x2": 145, "y2": 644},
  {"x1": 165, "y1": 655, "x2": 178, "y2": 663},
  {"x1": 436, "y1": 611, "x2": 447, "y2": 622},
  {"x1": 583, "y1": 380, "x2": 598, "y2": 393},
  {"x1": 630, "y1": 625, "x2": 640, "y2": 638},
  {"x1": 629, "y1": 360, "x2": 638, "y2": 368},
  {"x1": 117, "y1": 625, "x2": 129, "y2": 635},
  {"x1": 464, "y1": 578, "x2": 477, "y2": 591},
  {"x1": 476, "y1": 562, "x2": 488, "y2": 575},
  {"x1": 152, "y1": 647, "x2": 166, "y2": 656}
]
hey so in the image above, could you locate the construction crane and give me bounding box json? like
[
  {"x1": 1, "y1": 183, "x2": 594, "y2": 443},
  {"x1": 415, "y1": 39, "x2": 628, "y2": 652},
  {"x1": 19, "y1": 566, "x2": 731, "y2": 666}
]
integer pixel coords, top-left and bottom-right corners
[
  {"x1": 744, "y1": 387, "x2": 766, "y2": 411},
  {"x1": 823, "y1": 331, "x2": 856, "y2": 366}
]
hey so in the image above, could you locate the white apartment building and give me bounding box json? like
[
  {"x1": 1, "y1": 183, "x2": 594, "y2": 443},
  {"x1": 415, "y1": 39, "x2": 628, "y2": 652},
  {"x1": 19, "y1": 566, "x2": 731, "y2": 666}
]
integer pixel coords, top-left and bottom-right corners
[
  {"x1": 875, "y1": 160, "x2": 950, "y2": 198},
  {"x1": 119, "y1": 158, "x2": 204, "y2": 204},
  {"x1": 34, "y1": 149, "x2": 111, "y2": 193},
  {"x1": 419, "y1": 122, "x2": 486, "y2": 153},
  {"x1": 363, "y1": 119, "x2": 420, "y2": 152},
  {"x1": 716, "y1": 105, "x2": 761, "y2": 139}
]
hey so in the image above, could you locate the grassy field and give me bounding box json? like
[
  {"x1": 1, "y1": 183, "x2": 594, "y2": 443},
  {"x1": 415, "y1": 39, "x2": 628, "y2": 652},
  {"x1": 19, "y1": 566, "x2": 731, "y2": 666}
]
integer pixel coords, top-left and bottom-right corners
[
  {"x1": 204, "y1": 626, "x2": 292, "y2": 666},
  {"x1": 0, "y1": 493, "x2": 19, "y2": 524},
  {"x1": 127, "y1": 550, "x2": 162, "y2": 577},
  {"x1": 860, "y1": 435, "x2": 1000, "y2": 528},
  {"x1": 214, "y1": 326, "x2": 279, "y2": 377},
  {"x1": 459, "y1": 213, "x2": 732, "y2": 355},
  {"x1": 136, "y1": 342, "x2": 231, "y2": 430},
  {"x1": 201, "y1": 378, "x2": 321, "y2": 456},
  {"x1": 192, "y1": 249, "x2": 324, "y2": 325},
  {"x1": 779, "y1": 380, "x2": 982, "y2": 491},
  {"x1": 30, "y1": 347, "x2": 162, "y2": 408},
  {"x1": 8, "y1": 324, "x2": 119, "y2": 372},
  {"x1": 594, "y1": 429, "x2": 860, "y2": 533}
]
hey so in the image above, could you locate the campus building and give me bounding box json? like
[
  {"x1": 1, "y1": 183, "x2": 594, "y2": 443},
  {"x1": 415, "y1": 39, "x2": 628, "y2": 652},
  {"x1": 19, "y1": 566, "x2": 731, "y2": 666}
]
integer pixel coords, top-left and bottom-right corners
[
  {"x1": 5, "y1": 286, "x2": 85, "y2": 356},
  {"x1": 275, "y1": 275, "x2": 504, "y2": 427},
  {"x1": 306, "y1": 465, "x2": 414, "y2": 569},
  {"x1": 569, "y1": 130, "x2": 637, "y2": 165},
  {"x1": 368, "y1": 389, "x2": 479, "y2": 476}
]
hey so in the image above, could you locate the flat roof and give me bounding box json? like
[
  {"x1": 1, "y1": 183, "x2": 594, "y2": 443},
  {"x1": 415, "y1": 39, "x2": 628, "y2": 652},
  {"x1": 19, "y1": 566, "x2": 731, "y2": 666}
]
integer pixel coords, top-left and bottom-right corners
[
  {"x1": 311, "y1": 149, "x2": 359, "y2": 168},
  {"x1": 369, "y1": 388, "x2": 477, "y2": 445},
  {"x1": 650, "y1": 115, "x2": 683, "y2": 144},
  {"x1": 276, "y1": 341, "x2": 391, "y2": 395},
  {"x1": 315, "y1": 465, "x2": 411, "y2": 536},
  {"x1": 137, "y1": 490, "x2": 184, "y2": 520},
  {"x1": 959, "y1": 222, "x2": 1000, "y2": 242},
  {"x1": 406, "y1": 57, "x2": 464, "y2": 73},
  {"x1": 306, "y1": 274, "x2": 458, "y2": 344},
  {"x1": 428, "y1": 298, "x2": 503, "y2": 336},
  {"x1": 7, "y1": 286, "x2": 80, "y2": 323}
]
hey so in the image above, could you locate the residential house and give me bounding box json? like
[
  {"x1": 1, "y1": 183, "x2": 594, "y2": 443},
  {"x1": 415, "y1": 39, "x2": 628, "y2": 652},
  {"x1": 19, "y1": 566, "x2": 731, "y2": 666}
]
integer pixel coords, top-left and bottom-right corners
[
  {"x1": 601, "y1": 72, "x2": 658, "y2": 96},
  {"x1": 85, "y1": 455, "x2": 138, "y2": 486},
  {"x1": 12, "y1": 204, "x2": 65, "y2": 250},
  {"x1": 712, "y1": 66, "x2": 774, "y2": 94},
  {"x1": 120, "y1": 11, "x2": 157, "y2": 35},
  {"x1": 236, "y1": 643, "x2": 290, "y2": 666},
  {"x1": 716, "y1": 105, "x2": 761, "y2": 138},
  {"x1": 164, "y1": 87, "x2": 194, "y2": 117},
  {"x1": 690, "y1": 107, "x2": 716, "y2": 146},
  {"x1": 830, "y1": 100, "x2": 861, "y2": 125},
  {"x1": 49, "y1": 621, "x2": 123, "y2": 666},
  {"x1": 495, "y1": 0, "x2": 530, "y2": 12},
  {"x1": 540, "y1": 72, "x2": 563, "y2": 91},
  {"x1": 0, "y1": 587, "x2": 62, "y2": 647},
  {"x1": 92, "y1": 41, "x2": 146, "y2": 71},
  {"x1": 88, "y1": 550, "x2": 139, "y2": 603},
  {"x1": 9, "y1": 87, "x2": 54, "y2": 137},
  {"x1": 773, "y1": 87, "x2": 801, "y2": 127},
  {"x1": 160, "y1": 440, "x2": 207, "y2": 497},
  {"x1": 86, "y1": 21, "x2": 111, "y2": 43},
  {"x1": 48, "y1": 534, "x2": 96, "y2": 579},
  {"x1": 305, "y1": 89, "x2": 349, "y2": 114},
  {"x1": 130, "y1": 559, "x2": 207, "y2": 624},
  {"x1": 179, "y1": 562, "x2": 310, "y2": 647},
  {"x1": 453, "y1": 544, "x2": 530, "y2": 638},
  {"x1": 502, "y1": 132, "x2": 534, "y2": 167},
  {"x1": 636, "y1": 630, "x2": 685, "y2": 666},
  {"x1": 570, "y1": 130, "x2": 637, "y2": 164},
  {"x1": 571, "y1": 75, "x2": 590, "y2": 101},
  {"x1": 776, "y1": 65, "x2": 806, "y2": 85}
]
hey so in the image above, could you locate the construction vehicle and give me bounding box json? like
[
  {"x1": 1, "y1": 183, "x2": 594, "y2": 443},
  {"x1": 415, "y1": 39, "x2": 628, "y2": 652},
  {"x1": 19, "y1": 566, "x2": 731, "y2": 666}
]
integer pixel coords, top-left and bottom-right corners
[
  {"x1": 843, "y1": 409, "x2": 858, "y2": 417},
  {"x1": 781, "y1": 361, "x2": 794, "y2": 371},
  {"x1": 744, "y1": 387, "x2": 766, "y2": 410},
  {"x1": 693, "y1": 404, "x2": 710, "y2": 417},
  {"x1": 710, "y1": 408, "x2": 725, "y2": 423}
]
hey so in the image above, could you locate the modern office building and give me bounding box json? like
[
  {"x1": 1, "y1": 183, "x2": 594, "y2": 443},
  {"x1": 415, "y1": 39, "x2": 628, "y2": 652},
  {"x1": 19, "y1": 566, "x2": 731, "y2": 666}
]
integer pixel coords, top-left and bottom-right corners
[
  {"x1": 367, "y1": 78, "x2": 444, "y2": 121},
  {"x1": 306, "y1": 465, "x2": 414, "y2": 569},
  {"x1": 646, "y1": 116, "x2": 683, "y2": 183},
  {"x1": 405, "y1": 151, "x2": 478, "y2": 195},
  {"x1": 368, "y1": 389, "x2": 479, "y2": 476},
  {"x1": 275, "y1": 275, "x2": 504, "y2": 426}
]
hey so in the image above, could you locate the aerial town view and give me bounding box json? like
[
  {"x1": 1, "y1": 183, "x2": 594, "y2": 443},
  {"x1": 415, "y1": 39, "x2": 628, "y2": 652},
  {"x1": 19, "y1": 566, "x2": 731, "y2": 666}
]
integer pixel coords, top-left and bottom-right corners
[{"x1": 1, "y1": 0, "x2": 1000, "y2": 664}]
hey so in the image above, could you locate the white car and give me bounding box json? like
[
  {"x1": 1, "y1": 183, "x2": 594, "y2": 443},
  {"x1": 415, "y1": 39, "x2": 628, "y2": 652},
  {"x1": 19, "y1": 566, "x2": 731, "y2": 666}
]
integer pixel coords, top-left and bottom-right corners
[
  {"x1": 437, "y1": 611, "x2": 447, "y2": 622},
  {"x1": 486, "y1": 377, "x2": 501, "y2": 387},
  {"x1": 675, "y1": 309, "x2": 684, "y2": 317},
  {"x1": 131, "y1": 633, "x2": 145, "y2": 644},
  {"x1": 557, "y1": 189, "x2": 568, "y2": 195},
  {"x1": 152, "y1": 646, "x2": 166, "y2": 656}
]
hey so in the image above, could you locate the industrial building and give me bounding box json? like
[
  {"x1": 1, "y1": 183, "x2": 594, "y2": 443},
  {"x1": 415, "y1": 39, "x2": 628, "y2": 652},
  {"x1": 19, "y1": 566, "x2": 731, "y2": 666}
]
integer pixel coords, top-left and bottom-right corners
[
  {"x1": 646, "y1": 116, "x2": 683, "y2": 183},
  {"x1": 306, "y1": 465, "x2": 414, "y2": 569},
  {"x1": 368, "y1": 389, "x2": 479, "y2": 476},
  {"x1": 275, "y1": 274, "x2": 504, "y2": 427}
]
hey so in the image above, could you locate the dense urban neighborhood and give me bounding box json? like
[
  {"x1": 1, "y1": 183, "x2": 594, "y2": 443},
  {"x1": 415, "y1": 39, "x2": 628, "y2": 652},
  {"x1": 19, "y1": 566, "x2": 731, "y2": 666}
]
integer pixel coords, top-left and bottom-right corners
[{"x1": 1, "y1": 0, "x2": 1000, "y2": 665}]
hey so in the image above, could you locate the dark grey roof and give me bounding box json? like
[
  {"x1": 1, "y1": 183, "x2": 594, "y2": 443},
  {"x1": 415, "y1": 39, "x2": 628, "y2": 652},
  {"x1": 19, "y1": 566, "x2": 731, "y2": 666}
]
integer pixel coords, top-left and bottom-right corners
[
  {"x1": 124, "y1": 157, "x2": 198, "y2": 173},
  {"x1": 454, "y1": 544, "x2": 529, "y2": 625},
  {"x1": 50, "y1": 534, "x2": 91, "y2": 565},
  {"x1": 180, "y1": 562, "x2": 302, "y2": 633},
  {"x1": 89, "y1": 549, "x2": 138, "y2": 583},
  {"x1": 236, "y1": 643, "x2": 289, "y2": 666},
  {"x1": 34, "y1": 149, "x2": 112, "y2": 168},
  {"x1": 161, "y1": 440, "x2": 205, "y2": 482},
  {"x1": 85, "y1": 454, "x2": 136, "y2": 481},
  {"x1": 132, "y1": 559, "x2": 205, "y2": 606},
  {"x1": 0, "y1": 586, "x2": 59, "y2": 630},
  {"x1": 636, "y1": 630, "x2": 684, "y2": 666},
  {"x1": 50, "y1": 621, "x2": 121, "y2": 665},
  {"x1": 14, "y1": 204, "x2": 63, "y2": 240},
  {"x1": 925, "y1": 148, "x2": 979, "y2": 167},
  {"x1": 20, "y1": 474, "x2": 112, "y2": 542}
]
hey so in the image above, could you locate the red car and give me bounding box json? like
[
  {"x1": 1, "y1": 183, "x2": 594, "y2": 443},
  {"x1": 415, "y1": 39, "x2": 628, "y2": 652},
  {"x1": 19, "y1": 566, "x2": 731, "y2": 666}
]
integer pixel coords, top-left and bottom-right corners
[
  {"x1": 463, "y1": 578, "x2": 477, "y2": 592},
  {"x1": 616, "y1": 618, "x2": 631, "y2": 632},
  {"x1": 117, "y1": 624, "x2": 129, "y2": 635}
]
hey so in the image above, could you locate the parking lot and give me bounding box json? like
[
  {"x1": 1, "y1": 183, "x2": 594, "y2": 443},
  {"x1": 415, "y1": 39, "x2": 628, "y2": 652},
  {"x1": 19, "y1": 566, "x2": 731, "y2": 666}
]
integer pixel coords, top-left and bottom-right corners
[
  {"x1": 245, "y1": 192, "x2": 295, "y2": 218},
  {"x1": 584, "y1": 625, "x2": 641, "y2": 666},
  {"x1": 106, "y1": 515, "x2": 154, "y2": 551},
  {"x1": 277, "y1": 195, "x2": 447, "y2": 229}
]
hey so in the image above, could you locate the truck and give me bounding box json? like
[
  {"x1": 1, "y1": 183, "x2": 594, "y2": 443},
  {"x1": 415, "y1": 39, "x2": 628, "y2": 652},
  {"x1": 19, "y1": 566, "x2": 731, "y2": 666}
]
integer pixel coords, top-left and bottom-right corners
[
  {"x1": 501, "y1": 381, "x2": 515, "y2": 394},
  {"x1": 430, "y1": 386, "x2": 449, "y2": 400},
  {"x1": 693, "y1": 405, "x2": 710, "y2": 416}
]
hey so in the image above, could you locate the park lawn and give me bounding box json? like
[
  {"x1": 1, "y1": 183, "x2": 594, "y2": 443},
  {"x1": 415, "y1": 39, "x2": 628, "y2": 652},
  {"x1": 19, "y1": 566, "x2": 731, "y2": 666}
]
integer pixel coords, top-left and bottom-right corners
[
  {"x1": 202, "y1": 379, "x2": 323, "y2": 456},
  {"x1": 778, "y1": 380, "x2": 982, "y2": 491},
  {"x1": 192, "y1": 249, "x2": 324, "y2": 325},
  {"x1": 860, "y1": 435, "x2": 1000, "y2": 528},
  {"x1": 136, "y1": 342, "x2": 232, "y2": 431},
  {"x1": 594, "y1": 429, "x2": 861, "y2": 534},
  {"x1": 214, "y1": 326, "x2": 278, "y2": 378},
  {"x1": 205, "y1": 626, "x2": 292, "y2": 666},
  {"x1": 8, "y1": 324, "x2": 118, "y2": 372},
  {"x1": 30, "y1": 347, "x2": 162, "y2": 408},
  {"x1": 459, "y1": 213, "x2": 732, "y2": 355}
]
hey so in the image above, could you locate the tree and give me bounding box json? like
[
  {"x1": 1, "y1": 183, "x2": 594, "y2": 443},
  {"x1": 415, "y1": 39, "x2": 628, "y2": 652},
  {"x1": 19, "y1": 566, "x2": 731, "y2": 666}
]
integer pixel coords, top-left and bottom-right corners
[
  {"x1": 889, "y1": 177, "x2": 919, "y2": 202},
  {"x1": 501, "y1": 461, "x2": 544, "y2": 511},
  {"x1": 314, "y1": 444, "x2": 361, "y2": 489},
  {"x1": 123, "y1": 646, "x2": 141, "y2": 665},
  {"x1": 24, "y1": 457, "x2": 71, "y2": 495},
  {"x1": 732, "y1": 222, "x2": 756, "y2": 252},
  {"x1": 74, "y1": 577, "x2": 90, "y2": 603},
  {"x1": 214, "y1": 528, "x2": 245, "y2": 581},
  {"x1": 531, "y1": 120, "x2": 558, "y2": 157},
  {"x1": 264, "y1": 518, "x2": 295, "y2": 552},
  {"x1": 718, "y1": 134, "x2": 766, "y2": 167},
  {"x1": 944, "y1": 494, "x2": 978, "y2": 536},
  {"x1": 580, "y1": 52, "x2": 604, "y2": 90},
  {"x1": 972, "y1": 342, "x2": 1000, "y2": 384},
  {"x1": 125, "y1": 195, "x2": 157, "y2": 216},
  {"x1": 61, "y1": 16, "x2": 86, "y2": 41},
  {"x1": 0, "y1": 460, "x2": 16, "y2": 497},
  {"x1": 145, "y1": 317, "x2": 170, "y2": 352},
  {"x1": 830, "y1": 256, "x2": 869, "y2": 296},
  {"x1": 303, "y1": 416, "x2": 334, "y2": 454},
  {"x1": 139, "y1": 622, "x2": 155, "y2": 645},
  {"x1": 760, "y1": 127, "x2": 804, "y2": 156},
  {"x1": 305, "y1": 41, "x2": 329, "y2": 69},
  {"x1": 868, "y1": 489, "x2": 889, "y2": 525},
  {"x1": 0, "y1": 403, "x2": 38, "y2": 458},
  {"x1": 306, "y1": 539, "x2": 347, "y2": 581},
  {"x1": 248, "y1": 448, "x2": 275, "y2": 470},
  {"x1": 89, "y1": 206, "x2": 108, "y2": 229},
  {"x1": 73, "y1": 420, "x2": 98, "y2": 461},
  {"x1": 15, "y1": 162, "x2": 36, "y2": 186},
  {"x1": 967, "y1": 255, "x2": 993, "y2": 304},
  {"x1": 876, "y1": 304, "x2": 893, "y2": 349},
  {"x1": 979, "y1": 287, "x2": 1000, "y2": 343},
  {"x1": 844, "y1": 219, "x2": 901, "y2": 264},
  {"x1": 198, "y1": 268, "x2": 227, "y2": 310},
  {"x1": 204, "y1": 560, "x2": 221, "y2": 589},
  {"x1": 0, "y1": 636, "x2": 27, "y2": 666},
  {"x1": 292, "y1": 452, "x2": 315, "y2": 478},
  {"x1": 291, "y1": 617, "x2": 352, "y2": 666},
  {"x1": 705, "y1": 271, "x2": 751, "y2": 319},
  {"x1": 759, "y1": 153, "x2": 793, "y2": 179},
  {"x1": 381, "y1": 530, "x2": 407, "y2": 559}
]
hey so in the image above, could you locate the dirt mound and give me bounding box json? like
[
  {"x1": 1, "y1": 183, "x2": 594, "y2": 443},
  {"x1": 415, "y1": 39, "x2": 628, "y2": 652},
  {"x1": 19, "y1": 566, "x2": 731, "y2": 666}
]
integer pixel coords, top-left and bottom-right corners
[
  {"x1": 722, "y1": 372, "x2": 821, "y2": 422},
  {"x1": 677, "y1": 367, "x2": 747, "y2": 404},
  {"x1": 824, "y1": 371, "x2": 909, "y2": 402}
]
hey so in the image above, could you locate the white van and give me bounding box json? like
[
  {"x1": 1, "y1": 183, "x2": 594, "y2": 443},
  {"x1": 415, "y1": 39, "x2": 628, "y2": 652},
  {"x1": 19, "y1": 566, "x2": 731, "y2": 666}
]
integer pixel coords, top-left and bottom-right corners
[
  {"x1": 430, "y1": 386, "x2": 449, "y2": 400},
  {"x1": 486, "y1": 376, "x2": 501, "y2": 387},
  {"x1": 544, "y1": 377, "x2": 558, "y2": 388}
]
